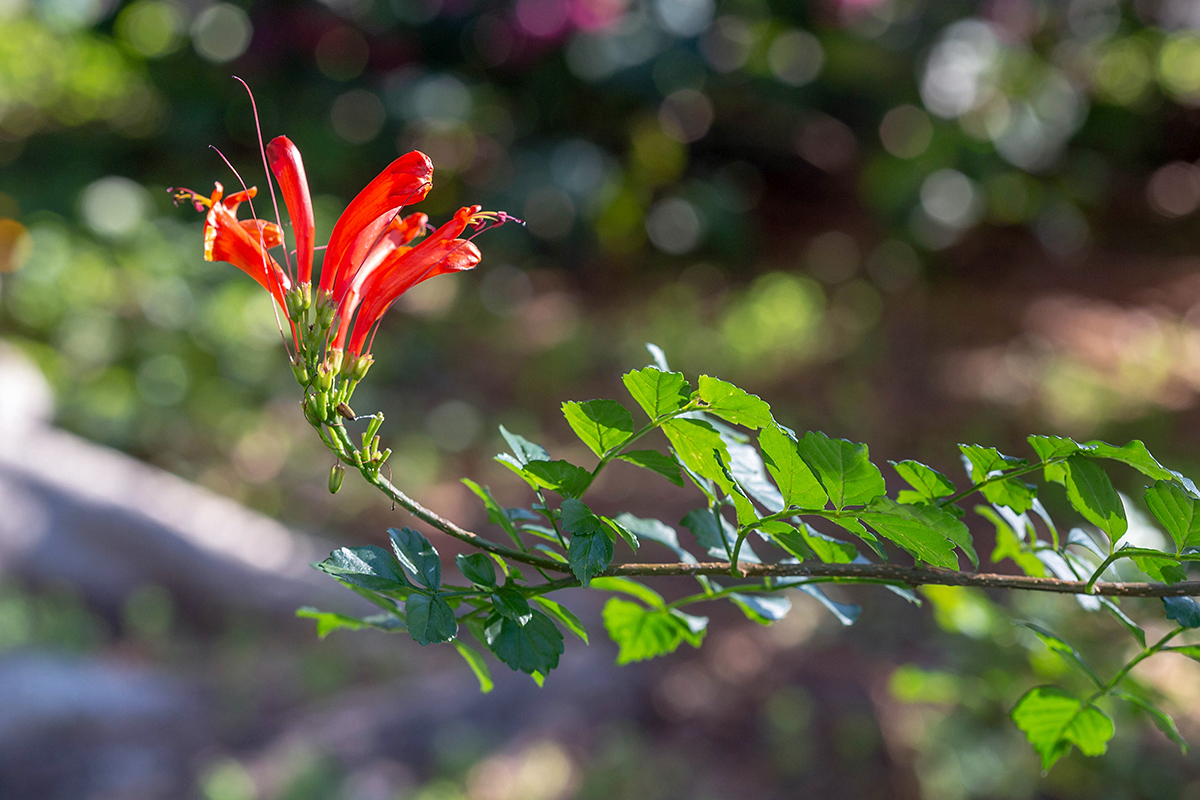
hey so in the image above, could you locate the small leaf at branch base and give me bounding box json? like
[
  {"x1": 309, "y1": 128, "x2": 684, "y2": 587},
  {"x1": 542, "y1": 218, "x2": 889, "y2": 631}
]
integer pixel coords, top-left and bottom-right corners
[
  {"x1": 452, "y1": 640, "x2": 494, "y2": 693},
  {"x1": 1011, "y1": 686, "x2": 1114, "y2": 770},
  {"x1": 1163, "y1": 596, "x2": 1200, "y2": 628},
  {"x1": 1028, "y1": 435, "x2": 1083, "y2": 483},
  {"x1": 622, "y1": 367, "x2": 691, "y2": 419},
  {"x1": 697, "y1": 375, "x2": 773, "y2": 429},
  {"x1": 562, "y1": 399, "x2": 635, "y2": 458},
  {"x1": 617, "y1": 450, "x2": 684, "y2": 486},
  {"x1": 561, "y1": 499, "x2": 614, "y2": 585},
  {"x1": 1130, "y1": 553, "x2": 1187, "y2": 585},
  {"x1": 486, "y1": 610, "x2": 564, "y2": 675},
  {"x1": 405, "y1": 592, "x2": 457, "y2": 646}
]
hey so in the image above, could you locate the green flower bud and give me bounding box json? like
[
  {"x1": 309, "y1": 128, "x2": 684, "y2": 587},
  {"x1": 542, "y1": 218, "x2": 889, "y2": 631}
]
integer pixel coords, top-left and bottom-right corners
[{"x1": 328, "y1": 463, "x2": 344, "y2": 494}]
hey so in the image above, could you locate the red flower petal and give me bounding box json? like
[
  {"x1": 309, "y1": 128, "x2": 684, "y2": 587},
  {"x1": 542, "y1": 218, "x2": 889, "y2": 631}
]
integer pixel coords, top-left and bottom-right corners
[
  {"x1": 266, "y1": 136, "x2": 315, "y2": 285},
  {"x1": 320, "y1": 151, "x2": 434, "y2": 299}
]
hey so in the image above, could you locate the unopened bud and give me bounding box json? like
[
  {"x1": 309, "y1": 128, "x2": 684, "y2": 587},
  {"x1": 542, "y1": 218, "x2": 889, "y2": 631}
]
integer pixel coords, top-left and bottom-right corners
[
  {"x1": 315, "y1": 290, "x2": 336, "y2": 328},
  {"x1": 316, "y1": 362, "x2": 334, "y2": 392},
  {"x1": 329, "y1": 463, "x2": 345, "y2": 494},
  {"x1": 302, "y1": 395, "x2": 321, "y2": 426},
  {"x1": 343, "y1": 354, "x2": 373, "y2": 381},
  {"x1": 377, "y1": 448, "x2": 392, "y2": 466},
  {"x1": 365, "y1": 413, "x2": 384, "y2": 442},
  {"x1": 291, "y1": 360, "x2": 309, "y2": 385},
  {"x1": 326, "y1": 348, "x2": 344, "y2": 375}
]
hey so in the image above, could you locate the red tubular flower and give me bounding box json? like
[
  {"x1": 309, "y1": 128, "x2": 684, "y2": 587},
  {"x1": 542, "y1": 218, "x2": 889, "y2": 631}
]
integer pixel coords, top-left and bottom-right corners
[
  {"x1": 181, "y1": 183, "x2": 292, "y2": 309},
  {"x1": 265, "y1": 136, "x2": 315, "y2": 285},
  {"x1": 332, "y1": 205, "x2": 484, "y2": 357}
]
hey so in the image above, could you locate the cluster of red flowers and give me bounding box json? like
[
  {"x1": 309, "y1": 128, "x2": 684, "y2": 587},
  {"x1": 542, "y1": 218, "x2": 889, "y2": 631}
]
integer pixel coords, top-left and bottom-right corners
[{"x1": 174, "y1": 135, "x2": 512, "y2": 375}]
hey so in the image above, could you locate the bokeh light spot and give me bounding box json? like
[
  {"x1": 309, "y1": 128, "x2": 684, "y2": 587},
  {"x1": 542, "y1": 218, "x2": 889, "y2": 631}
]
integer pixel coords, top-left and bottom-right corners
[
  {"x1": 79, "y1": 176, "x2": 149, "y2": 238},
  {"x1": 315, "y1": 25, "x2": 370, "y2": 81},
  {"x1": 0, "y1": 219, "x2": 33, "y2": 272},
  {"x1": 1147, "y1": 161, "x2": 1200, "y2": 217},
  {"x1": 114, "y1": 0, "x2": 184, "y2": 58},
  {"x1": 646, "y1": 197, "x2": 703, "y2": 254},
  {"x1": 426, "y1": 400, "x2": 482, "y2": 453},
  {"x1": 657, "y1": 88, "x2": 713, "y2": 143},
  {"x1": 919, "y1": 168, "x2": 983, "y2": 230},
  {"x1": 879, "y1": 104, "x2": 933, "y2": 159},
  {"x1": 331, "y1": 89, "x2": 386, "y2": 144},
  {"x1": 191, "y1": 3, "x2": 252, "y2": 63},
  {"x1": 767, "y1": 29, "x2": 824, "y2": 87}
]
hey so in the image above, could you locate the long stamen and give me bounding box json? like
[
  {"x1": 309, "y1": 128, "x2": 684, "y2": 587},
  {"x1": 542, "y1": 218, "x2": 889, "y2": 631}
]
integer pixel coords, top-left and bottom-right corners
[
  {"x1": 168, "y1": 187, "x2": 212, "y2": 212},
  {"x1": 234, "y1": 75, "x2": 293, "y2": 282},
  {"x1": 209, "y1": 144, "x2": 295, "y2": 356}
]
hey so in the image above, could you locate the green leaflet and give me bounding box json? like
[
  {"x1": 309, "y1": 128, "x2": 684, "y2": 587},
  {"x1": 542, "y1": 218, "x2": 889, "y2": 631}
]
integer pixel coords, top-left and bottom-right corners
[
  {"x1": 797, "y1": 431, "x2": 886, "y2": 509},
  {"x1": 1016, "y1": 622, "x2": 1103, "y2": 689},
  {"x1": 531, "y1": 596, "x2": 589, "y2": 643},
  {"x1": 462, "y1": 479, "x2": 523, "y2": 548},
  {"x1": 1113, "y1": 691, "x2": 1187, "y2": 753},
  {"x1": 561, "y1": 499, "x2": 613, "y2": 585},
  {"x1": 697, "y1": 375, "x2": 773, "y2": 429},
  {"x1": 662, "y1": 418, "x2": 733, "y2": 493},
  {"x1": 452, "y1": 640, "x2": 494, "y2": 693},
  {"x1": 1062, "y1": 454, "x2": 1127, "y2": 544},
  {"x1": 959, "y1": 444, "x2": 1036, "y2": 513},
  {"x1": 486, "y1": 610, "x2": 564, "y2": 675},
  {"x1": 405, "y1": 592, "x2": 457, "y2": 646},
  {"x1": 977, "y1": 505, "x2": 1046, "y2": 577},
  {"x1": 317, "y1": 545, "x2": 412, "y2": 593},
  {"x1": 891, "y1": 459, "x2": 957, "y2": 501},
  {"x1": 456, "y1": 552, "x2": 497, "y2": 588},
  {"x1": 522, "y1": 459, "x2": 593, "y2": 498},
  {"x1": 1145, "y1": 480, "x2": 1200, "y2": 553},
  {"x1": 389, "y1": 527, "x2": 441, "y2": 590},
  {"x1": 491, "y1": 585, "x2": 533, "y2": 624},
  {"x1": 622, "y1": 366, "x2": 691, "y2": 420},
  {"x1": 499, "y1": 425, "x2": 550, "y2": 465},
  {"x1": 858, "y1": 498, "x2": 966, "y2": 570},
  {"x1": 1011, "y1": 686, "x2": 1114, "y2": 770},
  {"x1": 295, "y1": 607, "x2": 407, "y2": 638},
  {"x1": 759, "y1": 423, "x2": 828, "y2": 509},
  {"x1": 602, "y1": 597, "x2": 707, "y2": 664},
  {"x1": 562, "y1": 399, "x2": 635, "y2": 458},
  {"x1": 617, "y1": 449, "x2": 683, "y2": 486}
]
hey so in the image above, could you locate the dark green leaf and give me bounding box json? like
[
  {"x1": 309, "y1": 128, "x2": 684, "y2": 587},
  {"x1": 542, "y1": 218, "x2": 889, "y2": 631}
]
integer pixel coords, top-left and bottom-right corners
[
  {"x1": 452, "y1": 640, "x2": 494, "y2": 693},
  {"x1": 406, "y1": 593, "x2": 457, "y2": 646},
  {"x1": 797, "y1": 431, "x2": 886, "y2": 509},
  {"x1": 561, "y1": 499, "x2": 613, "y2": 585},
  {"x1": 858, "y1": 498, "x2": 963, "y2": 570},
  {"x1": 697, "y1": 375, "x2": 773, "y2": 429},
  {"x1": 612, "y1": 513, "x2": 693, "y2": 561},
  {"x1": 1011, "y1": 686, "x2": 1114, "y2": 770},
  {"x1": 603, "y1": 598, "x2": 703, "y2": 664},
  {"x1": 296, "y1": 607, "x2": 407, "y2": 638},
  {"x1": 462, "y1": 479, "x2": 522, "y2": 548},
  {"x1": 891, "y1": 460, "x2": 957, "y2": 501},
  {"x1": 1145, "y1": 480, "x2": 1200, "y2": 553},
  {"x1": 1164, "y1": 596, "x2": 1200, "y2": 628},
  {"x1": 959, "y1": 444, "x2": 1036, "y2": 513},
  {"x1": 491, "y1": 586, "x2": 533, "y2": 624},
  {"x1": 388, "y1": 527, "x2": 441, "y2": 591},
  {"x1": 317, "y1": 545, "x2": 411, "y2": 592},
  {"x1": 531, "y1": 597, "x2": 588, "y2": 643},
  {"x1": 523, "y1": 460, "x2": 593, "y2": 498},
  {"x1": 759, "y1": 424, "x2": 828, "y2": 509},
  {"x1": 617, "y1": 450, "x2": 683, "y2": 486},
  {"x1": 1098, "y1": 597, "x2": 1146, "y2": 648},
  {"x1": 1063, "y1": 455, "x2": 1127, "y2": 543},
  {"x1": 662, "y1": 418, "x2": 733, "y2": 493},
  {"x1": 562, "y1": 399, "x2": 635, "y2": 458},
  {"x1": 680, "y1": 508, "x2": 759, "y2": 562},
  {"x1": 622, "y1": 367, "x2": 691, "y2": 420},
  {"x1": 499, "y1": 424, "x2": 549, "y2": 465},
  {"x1": 456, "y1": 553, "x2": 497, "y2": 588},
  {"x1": 1016, "y1": 621, "x2": 1103, "y2": 689},
  {"x1": 486, "y1": 610, "x2": 564, "y2": 675}
]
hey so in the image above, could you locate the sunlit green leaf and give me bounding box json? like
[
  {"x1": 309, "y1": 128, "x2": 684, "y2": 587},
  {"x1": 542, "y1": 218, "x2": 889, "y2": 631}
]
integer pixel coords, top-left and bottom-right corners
[
  {"x1": 891, "y1": 460, "x2": 957, "y2": 501},
  {"x1": 452, "y1": 639, "x2": 494, "y2": 693},
  {"x1": 662, "y1": 418, "x2": 733, "y2": 493},
  {"x1": 1011, "y1": 686, "x2": 1114, "y2": 770},
  {"x1": 602, "y1": 598, "x2": 704, "y2": 664},
  {"x1": 1016, "y1": 621, "x2": 1103, "y2": 689},
  {"x1": 296, "y1": 607, "x2": 407, "y2": 638},
  {"x1": 462, "y1": 479, "x2": 523, "y2": 548},
  {"x1": 858, "y1": 498, "x2": 962, "y2": 570},
  {"x1": 1145, "y1": 480, "x2": 1200, "y2": 553},
  {"x1": 562, "y1": 399, "x2": 635, "y2": 457},
  {"x1": 523, "y1": 459, "x2": 593, "y2": 498},
  {"x1": 1063, "y1": 455, "x2": 1127, "y2": 544},
  {"x1": 499, "y1": 424, "x2": 550, "y2": 466},
  {"x1": 797, "y1": 431, "x2": 886, "y2": 509},
  {"x1": 759, "y1": 424, "x2": 828, "y2": 509},
  {"x1": 697, "y1": 375, "x2": 773, "y2": 429},
  {"x1": 1114, "y1": 691, "x2": 1186, "y2": 752},
  {"x1": 959, "y1": 444, "x2": 1035, "y2": 513},
  {"x1": 317, "y1": 545, "x2": 411, "y2": 593},
  {"x1": 978, "y1": 505, "x2": 1046, "y2": 577},
  {"x1": 590, "y1": 576, "x2": 667, "y2": 608},
  {"x1": 622, "y1": 367, "x2": 690, "y2": 420}
]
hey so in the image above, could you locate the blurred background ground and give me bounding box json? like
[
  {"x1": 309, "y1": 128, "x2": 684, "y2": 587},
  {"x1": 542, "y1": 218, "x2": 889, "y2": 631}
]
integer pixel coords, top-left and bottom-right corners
[{"x1": 7, "y1": 0, "x2": 1200, "y2": 797}]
